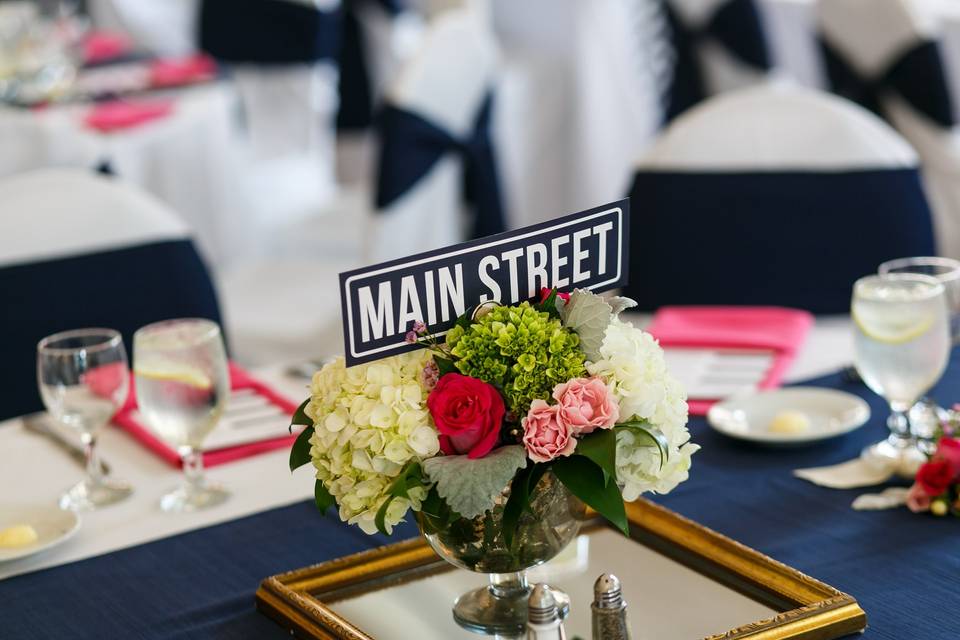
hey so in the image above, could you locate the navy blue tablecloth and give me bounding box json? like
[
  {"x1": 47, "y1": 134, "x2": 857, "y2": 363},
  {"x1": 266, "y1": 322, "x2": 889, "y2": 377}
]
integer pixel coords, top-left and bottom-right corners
[{"x1": 4, "y1": 351, "x2": 960, "y2": 639}]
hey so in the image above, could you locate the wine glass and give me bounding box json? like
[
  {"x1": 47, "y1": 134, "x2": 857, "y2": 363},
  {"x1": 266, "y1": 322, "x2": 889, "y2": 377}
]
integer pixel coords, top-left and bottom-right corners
[
  {"x1": 879, "y1": 257, "x2": 960, "y2": 342},
  {"x1": 37, "y1": 328, "x2": 132, "y2": 511},
  {"x1": 133, "y1": 318, "x2": 229, "y2": 512},
  {"x1": 852, "y1": 274, "x2": 951, "y2": 476}
]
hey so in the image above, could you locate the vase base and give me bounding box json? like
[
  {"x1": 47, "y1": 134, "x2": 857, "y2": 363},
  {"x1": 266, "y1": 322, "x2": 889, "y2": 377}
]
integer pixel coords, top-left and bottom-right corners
[{"x1": 452, "y1": 583, "x2": 569, "y2": 636}]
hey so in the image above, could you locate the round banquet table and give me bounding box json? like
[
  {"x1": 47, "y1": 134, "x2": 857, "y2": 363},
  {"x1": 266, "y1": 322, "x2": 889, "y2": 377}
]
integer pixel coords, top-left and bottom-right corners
[{"x1": 0, "y1": 316, "x2": 957, "y2": 639}]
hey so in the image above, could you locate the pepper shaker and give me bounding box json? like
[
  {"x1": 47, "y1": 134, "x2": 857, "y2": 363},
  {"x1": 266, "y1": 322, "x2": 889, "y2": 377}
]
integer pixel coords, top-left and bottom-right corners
[
  {"x1": 526, "y1": 583, "x2": 567, "y2": 640},
  {"x1": 591, "y1": 574, "x2": 630, "y2": 640}
]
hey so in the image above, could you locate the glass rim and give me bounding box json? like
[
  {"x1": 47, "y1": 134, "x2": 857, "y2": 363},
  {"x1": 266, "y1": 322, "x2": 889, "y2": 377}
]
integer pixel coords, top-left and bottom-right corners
[
  {"x1": 133, "y1": 318, "x2": 222, "y2": 348},
  {"x1": 37, "y1": 328, "x2": 123, "y2": 355},
  {"x1": 878, "y1": 256, "x2": 960, "y2": 282},
  {"x1": 854, "y1": 272, "x2": 946, "y2": 300}
]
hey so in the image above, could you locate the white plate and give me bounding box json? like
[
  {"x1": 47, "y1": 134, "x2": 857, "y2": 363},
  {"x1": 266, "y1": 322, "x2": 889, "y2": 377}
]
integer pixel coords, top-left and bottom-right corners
[
  {"x1": 707, "y1": 387, "x2": 871, "y2": 446},
  {"x1": 0, "y1": 505, "x2": 80, "y2": 562}
]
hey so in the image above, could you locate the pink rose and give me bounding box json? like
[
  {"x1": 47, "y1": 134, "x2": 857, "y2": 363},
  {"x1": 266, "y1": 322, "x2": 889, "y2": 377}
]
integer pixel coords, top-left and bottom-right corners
[
  {"x1": 552, "y1": 377, "x2": 619, "y2": 435},
  {"x1": 427, "y1": 373, "x2": 504, "y2": 459},
  {"x1": 522, "y1": 399, "x2": 577, "y2": 463},
  {"x1": 906, "y1": 482, "x2": 932, "y2": 513},
  {"x1": 916, "y1": 460, "x2": 954, "y2": 497}
]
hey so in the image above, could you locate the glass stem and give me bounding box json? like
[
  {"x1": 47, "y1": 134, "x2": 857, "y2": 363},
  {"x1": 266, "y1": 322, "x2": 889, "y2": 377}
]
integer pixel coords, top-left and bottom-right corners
[
  {"x1": 488, "y1": 571, "x2": 529, "y2": 599},
  {"x1": 81, "y1": 433, "x2": 102, "y2": 485},
  {"x1": 181, "y1": 447, "x2": 205, "y2": 491},
  {"x1": 887, "y1": 407, "x2": 911, "y2": 446}
]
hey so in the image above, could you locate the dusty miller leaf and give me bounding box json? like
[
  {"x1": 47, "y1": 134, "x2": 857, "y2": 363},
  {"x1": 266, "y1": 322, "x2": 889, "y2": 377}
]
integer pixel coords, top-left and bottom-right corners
[
  {"x1": 608, "y1": 296, "x2": 638, "y2": 316},
  {"x1": 422, "y1": 446, "x2": 528, "y2": 519},
  {"x1": 558, "y1": 289, "x2": 613, "y2": 362}
]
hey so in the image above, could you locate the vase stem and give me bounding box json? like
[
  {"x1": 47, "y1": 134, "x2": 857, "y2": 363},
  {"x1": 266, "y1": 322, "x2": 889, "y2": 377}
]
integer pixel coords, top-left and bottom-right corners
[{"x1": 488, "y1": 571, "x2": 529, "y2": 599}]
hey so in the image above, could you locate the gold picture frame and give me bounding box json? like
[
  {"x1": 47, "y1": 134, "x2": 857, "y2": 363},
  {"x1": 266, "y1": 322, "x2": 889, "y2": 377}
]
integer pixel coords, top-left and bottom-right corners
[{"x1": 256, "y1": 499, "x2": 866, "y2": 639}]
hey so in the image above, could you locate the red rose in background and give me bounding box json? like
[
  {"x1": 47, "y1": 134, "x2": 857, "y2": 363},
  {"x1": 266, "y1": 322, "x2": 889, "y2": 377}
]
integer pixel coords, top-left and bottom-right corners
[
  {"x1": 935, "y1": 437, "x2": 960, "y2": 476},
  {"x1": 427, "y1": 373, "x2": 505, "y2": 459},
  {"x1": 916, "y1": 460, "x2": 954, "y2": 497}
]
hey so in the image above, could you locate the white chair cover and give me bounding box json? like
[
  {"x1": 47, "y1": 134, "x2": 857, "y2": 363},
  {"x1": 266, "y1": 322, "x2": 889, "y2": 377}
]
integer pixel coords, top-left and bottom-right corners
[
  {"x1": 0, "y1": 168, "x2": 189, "y2": 267},
  {"x1": 367, "y1": 5, "x2": 498, "y2": 262},
  {"x1": 818, "y1": 0, "x2": 960, "y2": 258}
]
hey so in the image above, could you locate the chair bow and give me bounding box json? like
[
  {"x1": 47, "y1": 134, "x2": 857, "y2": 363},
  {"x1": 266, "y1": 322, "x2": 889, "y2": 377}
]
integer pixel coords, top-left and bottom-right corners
[
  {"x1": 199, "y1": 0, "x2": 341, "y2": 64},
  {"x1": 820, "y1": 39, "x2": 955, "y2": 128},
  {"x1": 375, "y1": 93, "x2": 506, "y2": 240},
  {"x1": 665, "y1": 0, "x2": 771, "y2": 120}
]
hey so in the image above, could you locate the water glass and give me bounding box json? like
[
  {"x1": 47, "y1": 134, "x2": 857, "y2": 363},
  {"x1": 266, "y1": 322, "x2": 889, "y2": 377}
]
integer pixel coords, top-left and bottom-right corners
[
  {"x1": 37, "y1": 328, "x2": 132, "y2": 510},
  {"x1": 879, "y1": 256, "x2": 960, "y2": 342},
  {"x1": 133, "y1": 319, "x2": 229, "y2": 512},
  {"x1": 852, "y1": 274, "x2": 950, "y2": 475}
]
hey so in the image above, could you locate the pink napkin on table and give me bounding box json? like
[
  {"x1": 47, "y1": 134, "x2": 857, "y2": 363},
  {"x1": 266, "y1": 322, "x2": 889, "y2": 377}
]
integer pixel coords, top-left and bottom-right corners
[
  {"x1": 149, "y1": 54, "x2": 218, "y2": 88},
  {"x1": 647, "y1": 306, "x2": 814, "y2": 415},
  {"x1": 82, "y1": 31, "x2": 134, "y2": 65},
  {"x1": 113, "y1": 362, "x2": 301, "y2": 469},
  {"x1": 83, "y1": 99, "x2": 174, "y2": 132}
]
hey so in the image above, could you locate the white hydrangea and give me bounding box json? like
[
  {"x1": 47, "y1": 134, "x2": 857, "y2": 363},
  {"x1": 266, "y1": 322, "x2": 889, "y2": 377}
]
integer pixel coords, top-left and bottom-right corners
[
  {"x1": 305, "y1": 351, "x2": 439, "y2": 534},
  {"x1": 587, "y1": 318, "x2": 699, "y2": 500}
]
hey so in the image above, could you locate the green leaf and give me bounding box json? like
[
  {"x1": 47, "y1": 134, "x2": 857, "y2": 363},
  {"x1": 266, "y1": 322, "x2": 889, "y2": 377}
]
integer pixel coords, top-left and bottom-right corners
[
  {"x1": 314, "y1": 479, "x2": 335, "y2": 513},
  {"x1": 501, "y1": 462, "x2": 552, "y2": 548},
  {"x1": 575, "y1": 428, "x2": 618, "y2": 485},
  {"x1": 434, "y1": 356, "x2": 458, "y2": 377},
  {"x1": 375, "y1": 462, "x2": 430, "y2": 535},
  {"x1": 289, "y1": 425, "x2": 314, "y2": 472},
  {"x1": 558, "y1": 289, "x2": 613, "y2": 361},
  {"x1": 616, "y1": 421, "x2": 669, "y2": 470},
  {"x1": 289, "y1": 398, "x2": 312, "y2": 432},
  {"x1": 422, "y1": 446, "x2": 528, "y2": 519},
  {"x1": 552, "y1": 455, "x2": 628, "y2": 535},
  {"x1": 535, "y1": 288, "x2": 561, "y2": 319}
]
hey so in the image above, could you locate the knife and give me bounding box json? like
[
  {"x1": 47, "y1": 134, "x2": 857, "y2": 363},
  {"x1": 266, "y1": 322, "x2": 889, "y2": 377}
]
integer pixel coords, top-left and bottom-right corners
[{"x1": 22, "y1": 414, "x2": 111, "y2": 475}]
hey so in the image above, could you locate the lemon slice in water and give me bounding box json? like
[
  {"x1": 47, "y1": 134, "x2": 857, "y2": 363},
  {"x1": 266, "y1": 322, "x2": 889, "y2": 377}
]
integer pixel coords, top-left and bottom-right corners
[
  {"x1": 134, "y1": 366, "x2": 212, "y2": 389},
  {"x1": 853, "y1": 308, "x2": 935, "y2": 345}
]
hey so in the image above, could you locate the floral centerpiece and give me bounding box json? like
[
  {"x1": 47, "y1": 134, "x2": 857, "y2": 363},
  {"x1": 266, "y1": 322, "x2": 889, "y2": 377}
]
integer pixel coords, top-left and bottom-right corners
[
  {"x1": 907, "y1": 408, "x2": 960, "y2": 516},
  {"x1": 289, "y1": 288, "x2": 697, "y2": 633}
]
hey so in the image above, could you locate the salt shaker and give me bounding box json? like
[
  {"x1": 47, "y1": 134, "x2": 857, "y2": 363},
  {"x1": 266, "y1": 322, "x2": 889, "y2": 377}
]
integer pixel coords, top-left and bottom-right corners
[
  {"x1": 591, "y1": 574, "x2": 630, "y2": 640},
  {"x1": 526, "y1": 583, "x2": 567, "y2": 640}
]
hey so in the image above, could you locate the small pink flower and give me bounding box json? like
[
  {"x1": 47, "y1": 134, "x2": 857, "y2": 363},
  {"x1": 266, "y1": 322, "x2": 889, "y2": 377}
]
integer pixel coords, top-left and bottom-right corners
[
  {"x1": 404, "y1": 331, "x2": 418, "y2": 344},
  {"x1": 522, "y1": 400, "x2": 577, "y2": 463},
  {"x1": 538, "y1": 287, "x2": 571, "y2": 304},
  {"x1": 552, "y1": 377, "x2": 619, "y2": 435},
  {"x1": 420, "y1": 360, "x2": 440, "y2": 391},
  {"x1": 412, "y1": 320, "x2": 427, "y2": 334},
  {"x1": 906, "y1": 482, "x2": 932, "y2": 513}
]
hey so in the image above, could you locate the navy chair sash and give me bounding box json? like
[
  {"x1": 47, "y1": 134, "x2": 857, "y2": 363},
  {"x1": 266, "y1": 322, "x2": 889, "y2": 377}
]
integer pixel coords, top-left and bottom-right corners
[
  {"x1": 0, "y1": 239, "x2": 223, "y2": 421},
  {"x1": 821, "y1": 39, "x2": 955, "y2": 128},
  {"x1": 665, "y1": 0, "x2": 771, "y2": 120},
  {"x1": 374, "y1": 93, "x2": 506, "y2": 240},
  {"x1": 200, "y1": 0, "x2": 341, "y2": 64},
  {"x1": 338, "y1": 0, "x2": 406, "y2": 131},
  {"x1": 625, "y1": 169, "x2": 935, "y2": 313}
]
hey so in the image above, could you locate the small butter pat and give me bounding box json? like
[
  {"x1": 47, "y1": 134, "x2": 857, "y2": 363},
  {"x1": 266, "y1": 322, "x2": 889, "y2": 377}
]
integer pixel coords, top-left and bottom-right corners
[
  {"x1": 769, "y1": 410, "x2": 811, "y2": 434},
  {"x1": 0, "y1": 524, "x2": 39, "y2": 548}
]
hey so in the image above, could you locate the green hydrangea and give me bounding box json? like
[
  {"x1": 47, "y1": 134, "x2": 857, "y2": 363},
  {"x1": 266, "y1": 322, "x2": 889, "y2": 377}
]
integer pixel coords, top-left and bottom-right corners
[{"x1": 450, "y1": 302, "x2": 586, "y2": 412}]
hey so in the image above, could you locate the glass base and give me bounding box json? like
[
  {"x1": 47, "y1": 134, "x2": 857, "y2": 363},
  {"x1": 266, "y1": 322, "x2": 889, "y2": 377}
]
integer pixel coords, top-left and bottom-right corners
[
  {"x1": 160, "y1": 481, "x2": 229, "y2": 513},
  {"x1": 862, "y1": 437, "x2": 927, "y2": 479},
  {"x1": 59, "y1": 477, "x2": 132, "y2": 511},
  {"x1": 452, "y1": 582, "x2": 569, "y2": 636}
]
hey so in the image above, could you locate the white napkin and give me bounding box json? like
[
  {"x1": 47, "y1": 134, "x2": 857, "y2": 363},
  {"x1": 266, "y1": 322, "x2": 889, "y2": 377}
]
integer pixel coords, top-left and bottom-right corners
[
  {"x1": 793, "y1": 457, "x2": 896, "y2": 489},
  {"x1": 851, "y1": 487, "x2": 910, "y2": 511}
]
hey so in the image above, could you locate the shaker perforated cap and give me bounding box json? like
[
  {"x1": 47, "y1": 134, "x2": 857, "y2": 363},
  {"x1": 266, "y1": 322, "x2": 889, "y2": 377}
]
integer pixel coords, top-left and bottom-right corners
[
  {"x1": 528, "y1": 583, "x2": 560, "y2": 624},
  {"x1": 593, "y1": 573, "x2": 623, "y2": 609}
]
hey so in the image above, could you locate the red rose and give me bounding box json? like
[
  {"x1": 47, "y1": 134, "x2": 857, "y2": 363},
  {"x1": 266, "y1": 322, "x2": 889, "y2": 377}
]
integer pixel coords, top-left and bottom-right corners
[
  {"x1": 916, "y1": 460, "x2": 954, "y2": 497},
  {"x1": 935, "y1": 437, "x2": 960, "y2": 476},
  {"x1": 427, "y1": 373, "x2": 505, "y2": 459}
]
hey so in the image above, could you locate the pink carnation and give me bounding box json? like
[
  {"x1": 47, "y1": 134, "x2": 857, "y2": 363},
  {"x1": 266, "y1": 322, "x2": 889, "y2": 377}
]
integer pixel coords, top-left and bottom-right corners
[
  {"x1": 552, "y1": 377, "x2": 619, "y2": 435},
  {"x1": 522, "y1": 400, "x2": 577, "y2": 463}
]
